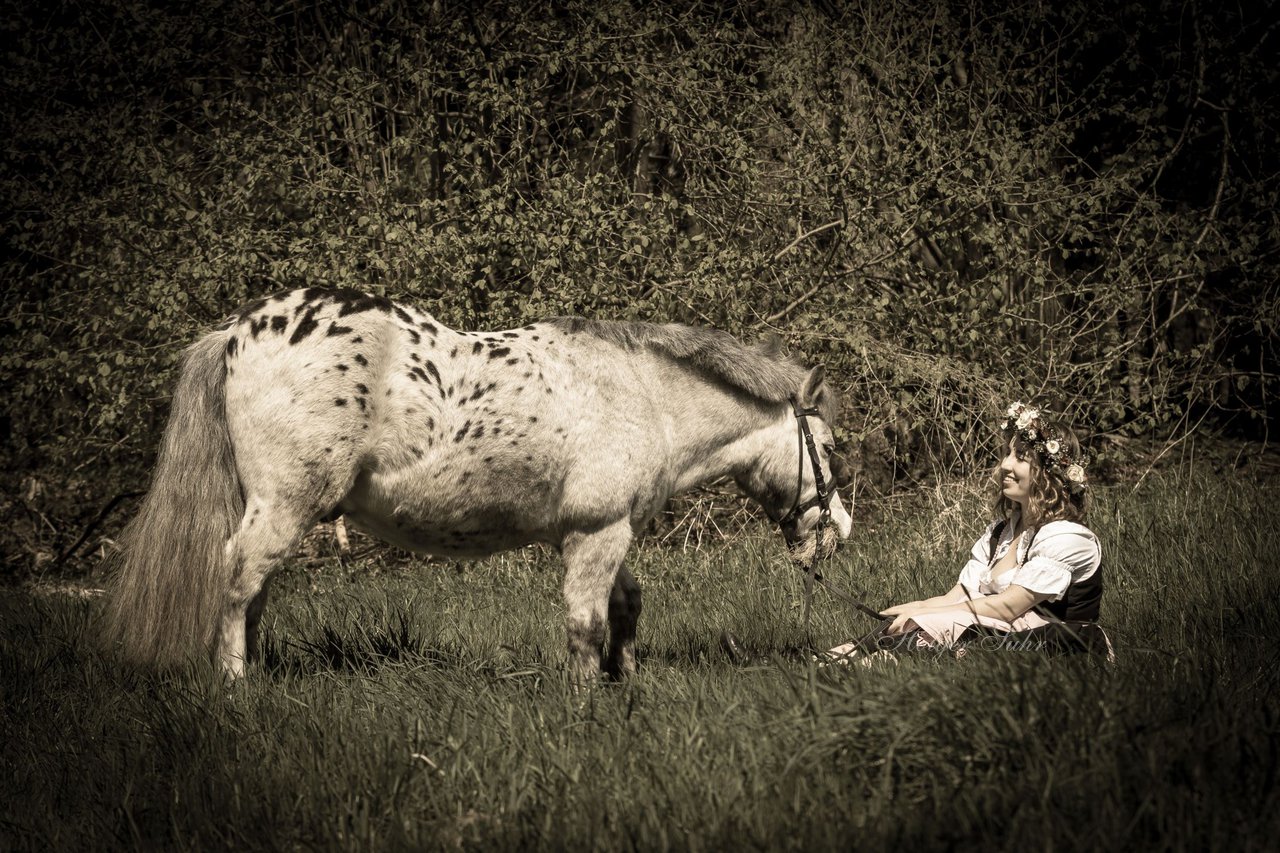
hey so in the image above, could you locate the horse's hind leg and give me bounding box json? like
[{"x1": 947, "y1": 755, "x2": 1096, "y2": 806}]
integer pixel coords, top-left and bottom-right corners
[
  {"x1": 244, "y1": 576, "x2": 274, "y2": 664},
  {"x1": 219, "y1": 496, "x2": 312, "y2": 679},
  {"x1": 561, "y1": 519, "x2": 633, "y2": 686},
  {"x1": 605, "y1": 565, "x2": 642, "y2": 678}
]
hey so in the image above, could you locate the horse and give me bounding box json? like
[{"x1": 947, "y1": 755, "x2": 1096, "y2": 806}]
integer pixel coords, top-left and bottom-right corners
[{"x1": 102, "y1": 287, "x2": 853, "y2": 682}]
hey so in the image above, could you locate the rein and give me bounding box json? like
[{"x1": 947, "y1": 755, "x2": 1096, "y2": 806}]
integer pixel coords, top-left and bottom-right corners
[{"x1": 779, "y1": 398, "x2": 887, "y2": 630}]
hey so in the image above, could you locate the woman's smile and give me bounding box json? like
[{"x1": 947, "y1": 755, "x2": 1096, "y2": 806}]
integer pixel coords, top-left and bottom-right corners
[{"x1": 999, "y1": 441, "x2": 1033, "y2": 506}]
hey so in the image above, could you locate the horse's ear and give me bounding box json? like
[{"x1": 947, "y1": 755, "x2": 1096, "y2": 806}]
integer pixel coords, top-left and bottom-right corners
[
  {"x1": 799, "y1": 365, "x2": 825, "y2": 408},
  {"x1": 757, "y1": 332, "x2": 786, "y2": 358}
]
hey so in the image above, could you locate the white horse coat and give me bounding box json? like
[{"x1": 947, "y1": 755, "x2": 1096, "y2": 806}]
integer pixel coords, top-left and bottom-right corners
[{"x1": 105, "y1": 287, "x2": 852, "y2": 681}]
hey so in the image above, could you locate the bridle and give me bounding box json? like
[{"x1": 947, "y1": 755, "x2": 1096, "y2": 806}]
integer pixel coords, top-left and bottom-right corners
[
  {"x1": 776, "y1": 396, "x2": 887, "y2": 630},
  {"x1": 777, "y1": 396, "x2": 832, "y2": 533}
]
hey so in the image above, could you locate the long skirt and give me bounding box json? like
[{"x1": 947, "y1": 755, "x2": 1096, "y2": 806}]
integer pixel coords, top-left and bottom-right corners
[{"x1": 826, "y1": 601, "x2": 1113, "y2": 661}]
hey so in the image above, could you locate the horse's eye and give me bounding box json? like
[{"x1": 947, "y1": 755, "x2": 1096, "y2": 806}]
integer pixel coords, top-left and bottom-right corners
[{"x1": 822, "y1": 443, "x2": 835, "y2": 455}]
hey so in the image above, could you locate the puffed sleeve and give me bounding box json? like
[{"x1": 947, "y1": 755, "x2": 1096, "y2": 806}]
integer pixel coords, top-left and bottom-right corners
[
  {"x1": 958, "y1": 520, "x2": 1001, "y2": 595},
  {"x1": 1009, "y1": 523, "x2": 1101, "y2": 600}
]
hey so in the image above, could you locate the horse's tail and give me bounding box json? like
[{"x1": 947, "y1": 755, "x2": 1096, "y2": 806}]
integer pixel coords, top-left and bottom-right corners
[{"x1": 103, "y1": 328, "x2": 243, "y2": 668}]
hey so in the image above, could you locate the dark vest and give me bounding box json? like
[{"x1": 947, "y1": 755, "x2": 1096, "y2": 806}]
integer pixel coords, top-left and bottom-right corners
[{"x1": 988, "y1": 520, "x2": 1103, "y2": 623}]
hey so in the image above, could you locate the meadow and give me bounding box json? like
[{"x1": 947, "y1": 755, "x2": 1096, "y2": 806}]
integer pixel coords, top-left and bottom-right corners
[{"x1": 2, "y1": 460, "x2": 1277, "y2": 851}]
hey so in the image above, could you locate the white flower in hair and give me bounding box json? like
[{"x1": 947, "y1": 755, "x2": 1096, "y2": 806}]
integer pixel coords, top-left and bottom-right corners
[
  {"x1": 1006, "y1": 402, "x2": 1023, "y2": 418},
  {"x1": 1066, "y1": 464, "x2": 1086, "y2": 483},
  {"x1": 1015, "y1": 408, "x2": 1038, "y2": 429},
  {"x1": 1045, "y1": 439, "x2": 1061, "y2": 455}
]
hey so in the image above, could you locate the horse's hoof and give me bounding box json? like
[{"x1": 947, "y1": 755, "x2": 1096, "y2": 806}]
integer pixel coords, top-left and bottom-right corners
[{"x1": 720, "y1": 630, "x2": 751, "y2": 665}]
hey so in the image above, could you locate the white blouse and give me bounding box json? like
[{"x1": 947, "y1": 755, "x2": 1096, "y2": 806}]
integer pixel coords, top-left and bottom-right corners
[{"x1": 958, "y1": 513, "x2": 1101, "y2": 600}]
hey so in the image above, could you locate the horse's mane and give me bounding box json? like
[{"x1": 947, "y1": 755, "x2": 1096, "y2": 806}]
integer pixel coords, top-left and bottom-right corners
[{"x1": 546, "y1": 317, "x2": 837, "y2": 422}]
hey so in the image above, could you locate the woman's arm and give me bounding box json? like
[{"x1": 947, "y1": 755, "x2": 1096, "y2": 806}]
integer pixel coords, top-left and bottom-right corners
[
  {"x1": 881, "y1": 583, "x2": 969, "y2": 617},
  {"x1": 885, "y1": 584, "x2": 1052, "y2": 634}
]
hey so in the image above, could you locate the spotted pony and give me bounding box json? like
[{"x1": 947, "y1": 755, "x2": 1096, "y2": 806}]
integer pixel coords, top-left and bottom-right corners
[{"x1": 104, "y1": 287, "x2": 853, "y2": 681}]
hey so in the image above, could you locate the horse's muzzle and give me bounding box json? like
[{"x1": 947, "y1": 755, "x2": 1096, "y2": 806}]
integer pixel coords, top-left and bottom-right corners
[{"x1": 786, "y1": 524, "x2": 841, "y2": 566}]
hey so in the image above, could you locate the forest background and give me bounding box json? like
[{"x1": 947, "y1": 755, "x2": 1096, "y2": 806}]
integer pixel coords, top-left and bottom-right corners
[{"x1": 2, "y1": 0, "x2": 1277, "y2": 579}]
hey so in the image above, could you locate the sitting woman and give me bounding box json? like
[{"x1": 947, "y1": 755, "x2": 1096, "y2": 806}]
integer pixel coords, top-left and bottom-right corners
[{"x1": 827, "y1": 402, "x2": 1109, "y2": 663}]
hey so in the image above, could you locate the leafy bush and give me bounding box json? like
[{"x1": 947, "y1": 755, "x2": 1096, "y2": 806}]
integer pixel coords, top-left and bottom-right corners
[{"x1": 2, "y1": 0, "x2": 1276, "y2": 570}]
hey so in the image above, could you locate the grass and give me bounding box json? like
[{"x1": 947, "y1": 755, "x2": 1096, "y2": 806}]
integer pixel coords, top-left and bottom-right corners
[{"x1": 2, "y1": 463, "x2": 1279, "y2": 851}]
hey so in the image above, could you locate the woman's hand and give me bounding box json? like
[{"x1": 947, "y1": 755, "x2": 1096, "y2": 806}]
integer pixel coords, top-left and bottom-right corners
[
  {"x1": 881, "y1": 584, "x2": 969, "y2": 619},
  {"x1": 886, "y1": 613, "x2": 917, "y2": 635}
]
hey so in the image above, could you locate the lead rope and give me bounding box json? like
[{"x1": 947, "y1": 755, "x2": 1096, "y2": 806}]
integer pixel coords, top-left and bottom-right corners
[{"x1": 792, "y1": 400, "x2": 832, "y2": 634}]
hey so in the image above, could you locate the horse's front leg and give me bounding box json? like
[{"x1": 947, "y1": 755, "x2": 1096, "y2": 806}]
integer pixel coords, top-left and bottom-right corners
[{"x1": 561, "y1": 519, "x2": 633, "y2": 686}]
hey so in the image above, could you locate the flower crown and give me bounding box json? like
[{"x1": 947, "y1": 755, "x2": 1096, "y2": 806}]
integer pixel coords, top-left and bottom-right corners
[{"x1": 1000, "y1": 402, "x2": 1088, "y2": 489}]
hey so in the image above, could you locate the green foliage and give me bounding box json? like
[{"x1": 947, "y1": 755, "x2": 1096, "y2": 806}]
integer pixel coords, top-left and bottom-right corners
[
  {"x1": 2, "y1": 467, "x2": 1278, "y2": 848},
  {"x1": 2, "y1": 0, "x2": 1277, "y2": 566}
]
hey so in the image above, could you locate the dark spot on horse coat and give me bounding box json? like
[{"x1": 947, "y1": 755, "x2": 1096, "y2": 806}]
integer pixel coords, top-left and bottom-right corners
[
  {"x1": 351, "y1": 336, "x2": 363, "y2": 344},
  {"x1": 410, "y1": 352, "x2": 420, "y2": 362},
  {"x1": 454, "y1": 421, "x2": 471, "y2": 442},
  {"x1": 335, "y1": 293, "x2": 391, "y2": 318},
  {"x1": 472, "y1": 424, "x2": 485, "y2": 439},
  {"x1": 354, "y1": 353, "x2": 368, "y2": 366},
  {"x1": 226, "y1": 337, "x2": 238, "y2": 358},
  {"x1": 472, "y1": 342, "x2": 483, "y2": 355},
  {"x1": 249, "y1": 316, "x2": 269, "y2": 338},
  {"x1": 410, "y1": 366, "x2": 429, "y2": 383},
  {"x1": 507, "y1": 358, "x2": 519, "y2": 366},
  {"x1": 271, "y1": 315, "x2": 288, "y2": 333},
  {"x1": 488, "y1": 347, "x2": 511, "y2": 359},
  {"x1": 335, "y1": 398, "x2": 347, "y2": 407},
  {"x1": 289, "y1": 307, "x2": 320, "y2": 344},
  {"x1": 356, "y1": 383, "x2": 369, "y2": 395},
  {"x1": 420, "y1": 321, "x2": 437, "y2": 334},
  {"x1": 503, "y1": 332, "x2": 519, "y2": 338},
  {"x1": 394, "y1": 306, "x2": 413, "y2": 325},
  {"x1": 327, "y1": 323, "x2": 353, "y2": 337},
  {"x1": 407, "y1": 329, "x2": 420, "y2": 345},
  {"x1": 450, "y1": 347, "x2": 458, "y2": 358},
  {"x1": 425, "y1": 361, "x2": 441, "y2": 385},
  {"x1": 337, "y1": 364, "x2": 349, "y2": 372},
  {"x1": 356, "y1": 397, "x2": 367, "y2": 411},
  {"x1": 411, "y1": 446, "x2": 422, "y2": 458}
]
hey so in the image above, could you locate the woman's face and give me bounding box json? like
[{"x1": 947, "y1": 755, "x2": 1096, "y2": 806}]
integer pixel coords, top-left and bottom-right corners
[{"x1": 999, "y1": 439, "x2": 1034, "y2": 507}]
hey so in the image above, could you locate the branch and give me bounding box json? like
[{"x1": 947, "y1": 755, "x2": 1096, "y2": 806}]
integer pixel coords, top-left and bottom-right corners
[
  {"x1": 51, "y1": 491, "x2": 144, "y2": 570},
  {"x1": 771, "y1": 218, "x2": 844, "y2": 263}
]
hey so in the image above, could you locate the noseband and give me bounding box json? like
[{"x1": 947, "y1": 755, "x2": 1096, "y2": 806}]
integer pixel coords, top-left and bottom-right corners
[{"x1": 777, "y1": 397, "x2": 832, "y2": 532}]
